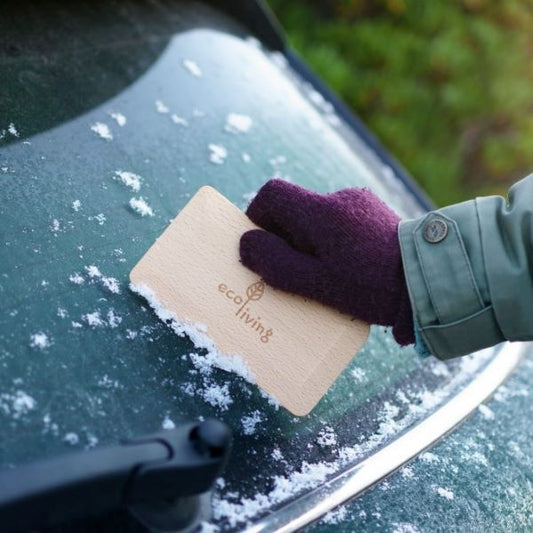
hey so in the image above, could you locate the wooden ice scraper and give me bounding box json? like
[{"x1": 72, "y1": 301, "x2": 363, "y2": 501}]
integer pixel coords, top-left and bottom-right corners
[{"x1": 130, "y1": 186, "x2": 369, "y2": 416}]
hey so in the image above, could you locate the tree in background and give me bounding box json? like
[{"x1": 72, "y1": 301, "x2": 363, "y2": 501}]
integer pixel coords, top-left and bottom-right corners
[{"x1": 269, "y1": 0, "x2": 533, "y2": 205}]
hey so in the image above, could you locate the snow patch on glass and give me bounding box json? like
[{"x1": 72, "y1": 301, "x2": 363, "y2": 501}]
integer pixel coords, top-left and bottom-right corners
[
  {"x1": 7, "y1": 123, "x2": 20, "y2": 137},
  {"x1": 477, "y1": 404, "x2": 495, "y2": 420},
  {"x1": 84, "y1": 264, "x2": 120, "y2": 294},
  {"x1": 69, "y1": 273, "x2": 84, "y2": 285},
  {"x1": 162, "y1": 415, "x2": 176, "y2": 430},
  {"x1": 63, "y1": 432, "x2": 80, "y2": 445},
  {"x1": 30, "y1": 332, "x2": 51, "y2": 350},
  {"x1": 183, "y1": 59, "x2": 202, "y2": 77},
  {"x1": 114, "y1": 170, "x2": 142, "y2": 192},
  {"x1": 109, "y1": 111, "x2": 126, "y2": 126},
  {"x1": 436, "y1": 486, "x2": 454, "y2": 500},
  {"x1": 90, "y1": 122, "x2": 113, "y2": 140},
  {"x1": 241, "y1": 410, "x2": 263, "y2": 435},
  {"x1": 171, "y1": 113, "x2": 188, "y2": 126},
  {"x1": 129, "y1": 197, "x2": 154, "y2": 217},
  {"x1": 0, "y1": 391, "x2": 36, "y2": 419},
  {"x1": 208, "y1": 144, "x2": 227, "y2": 165},
  {"x1": 225, "y1": 113, "x2": 253, "y2": 134},
  {"x1": 317, "y1": 426, "x2": 337, "y2": 448},
  {"x1": 155, "y1": 100, "x2": 170, "y2": 114}
]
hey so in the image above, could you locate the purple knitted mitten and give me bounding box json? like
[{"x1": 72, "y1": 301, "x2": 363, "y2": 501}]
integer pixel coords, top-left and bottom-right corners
[{"x1": 239, "y1": 179, "x2": 415, "y2": 346}]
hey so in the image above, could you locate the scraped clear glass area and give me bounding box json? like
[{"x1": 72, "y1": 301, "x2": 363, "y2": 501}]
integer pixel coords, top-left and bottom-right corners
[{"x1": 0, "y1": 2, "x2": 495, "y2": 529}]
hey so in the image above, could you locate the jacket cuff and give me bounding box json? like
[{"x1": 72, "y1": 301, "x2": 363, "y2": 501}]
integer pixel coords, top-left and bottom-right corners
[{"x1": 399, "y1": 204, "x2": 505, "y2": 360}]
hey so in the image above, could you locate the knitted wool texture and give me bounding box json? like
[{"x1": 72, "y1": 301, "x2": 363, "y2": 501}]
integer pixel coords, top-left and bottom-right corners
[{"x1": 239, "y1": 179, "x2": 415, "y2": 346}]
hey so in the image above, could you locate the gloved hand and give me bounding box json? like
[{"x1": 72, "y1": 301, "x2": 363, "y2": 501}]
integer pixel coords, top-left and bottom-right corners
[{"x1": 239, "y1": 179, "x2": 415, "y2": 346}]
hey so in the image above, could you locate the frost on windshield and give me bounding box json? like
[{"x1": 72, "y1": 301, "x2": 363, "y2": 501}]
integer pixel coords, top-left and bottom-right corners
[
  {"x1": 0, "y1": 19, "x2": 505, "y2": 532},
  {"x1": 306, "y1": 357, "x2": 533, "y2": 532},
  {"x1": 207, "y1": 347, "x2": 492, "y2": 528},
  {"x1": 130, "y1": 282, "x2": 493, "y2": 529}
]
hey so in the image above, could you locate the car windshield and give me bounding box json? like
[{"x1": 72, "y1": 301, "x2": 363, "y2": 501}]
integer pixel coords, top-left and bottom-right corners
[{"x1": 0, "y1": 1, "x2": 497, "y2": 528}]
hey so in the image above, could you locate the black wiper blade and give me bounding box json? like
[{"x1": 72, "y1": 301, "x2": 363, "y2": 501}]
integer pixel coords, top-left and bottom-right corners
[{"x1": 0, "y1": 419, "x2": 231, "y2": 532}]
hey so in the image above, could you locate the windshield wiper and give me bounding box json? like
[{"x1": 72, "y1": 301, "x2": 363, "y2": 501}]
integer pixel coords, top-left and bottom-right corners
[{"x1": 0, "y1": 419, "x2": 231, "y2": 532}]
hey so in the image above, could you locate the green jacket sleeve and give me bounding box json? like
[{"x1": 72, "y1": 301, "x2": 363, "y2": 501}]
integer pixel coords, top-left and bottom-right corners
[{"x1": 398, "y1": 174, "x2": 533, "y2": 360}]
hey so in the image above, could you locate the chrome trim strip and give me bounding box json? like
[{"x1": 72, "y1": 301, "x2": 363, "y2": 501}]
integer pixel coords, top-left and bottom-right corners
[{"x1": 246, "y1": 342, "x2": 528, "y2": 533}]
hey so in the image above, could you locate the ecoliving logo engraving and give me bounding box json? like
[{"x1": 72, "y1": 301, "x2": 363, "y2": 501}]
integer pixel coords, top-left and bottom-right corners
[{"x1": 217, "y1": 280, "x2": 274, "y2": 343}]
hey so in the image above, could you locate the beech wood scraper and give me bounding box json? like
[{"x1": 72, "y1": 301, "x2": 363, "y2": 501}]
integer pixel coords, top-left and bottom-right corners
[{"x1": 130, "y1": 186, "x2": 369, "y2": 416}]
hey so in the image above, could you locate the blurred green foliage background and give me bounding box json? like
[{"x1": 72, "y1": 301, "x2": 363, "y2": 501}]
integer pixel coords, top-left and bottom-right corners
[{"x1": 268, "y1": 0, "x2": 533, "y2": 206}]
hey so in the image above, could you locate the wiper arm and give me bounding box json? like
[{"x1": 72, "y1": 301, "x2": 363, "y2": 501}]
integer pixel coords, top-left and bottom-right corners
[{"x1": 0, "y1": 419, "x2": 231, "y2": 532}]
